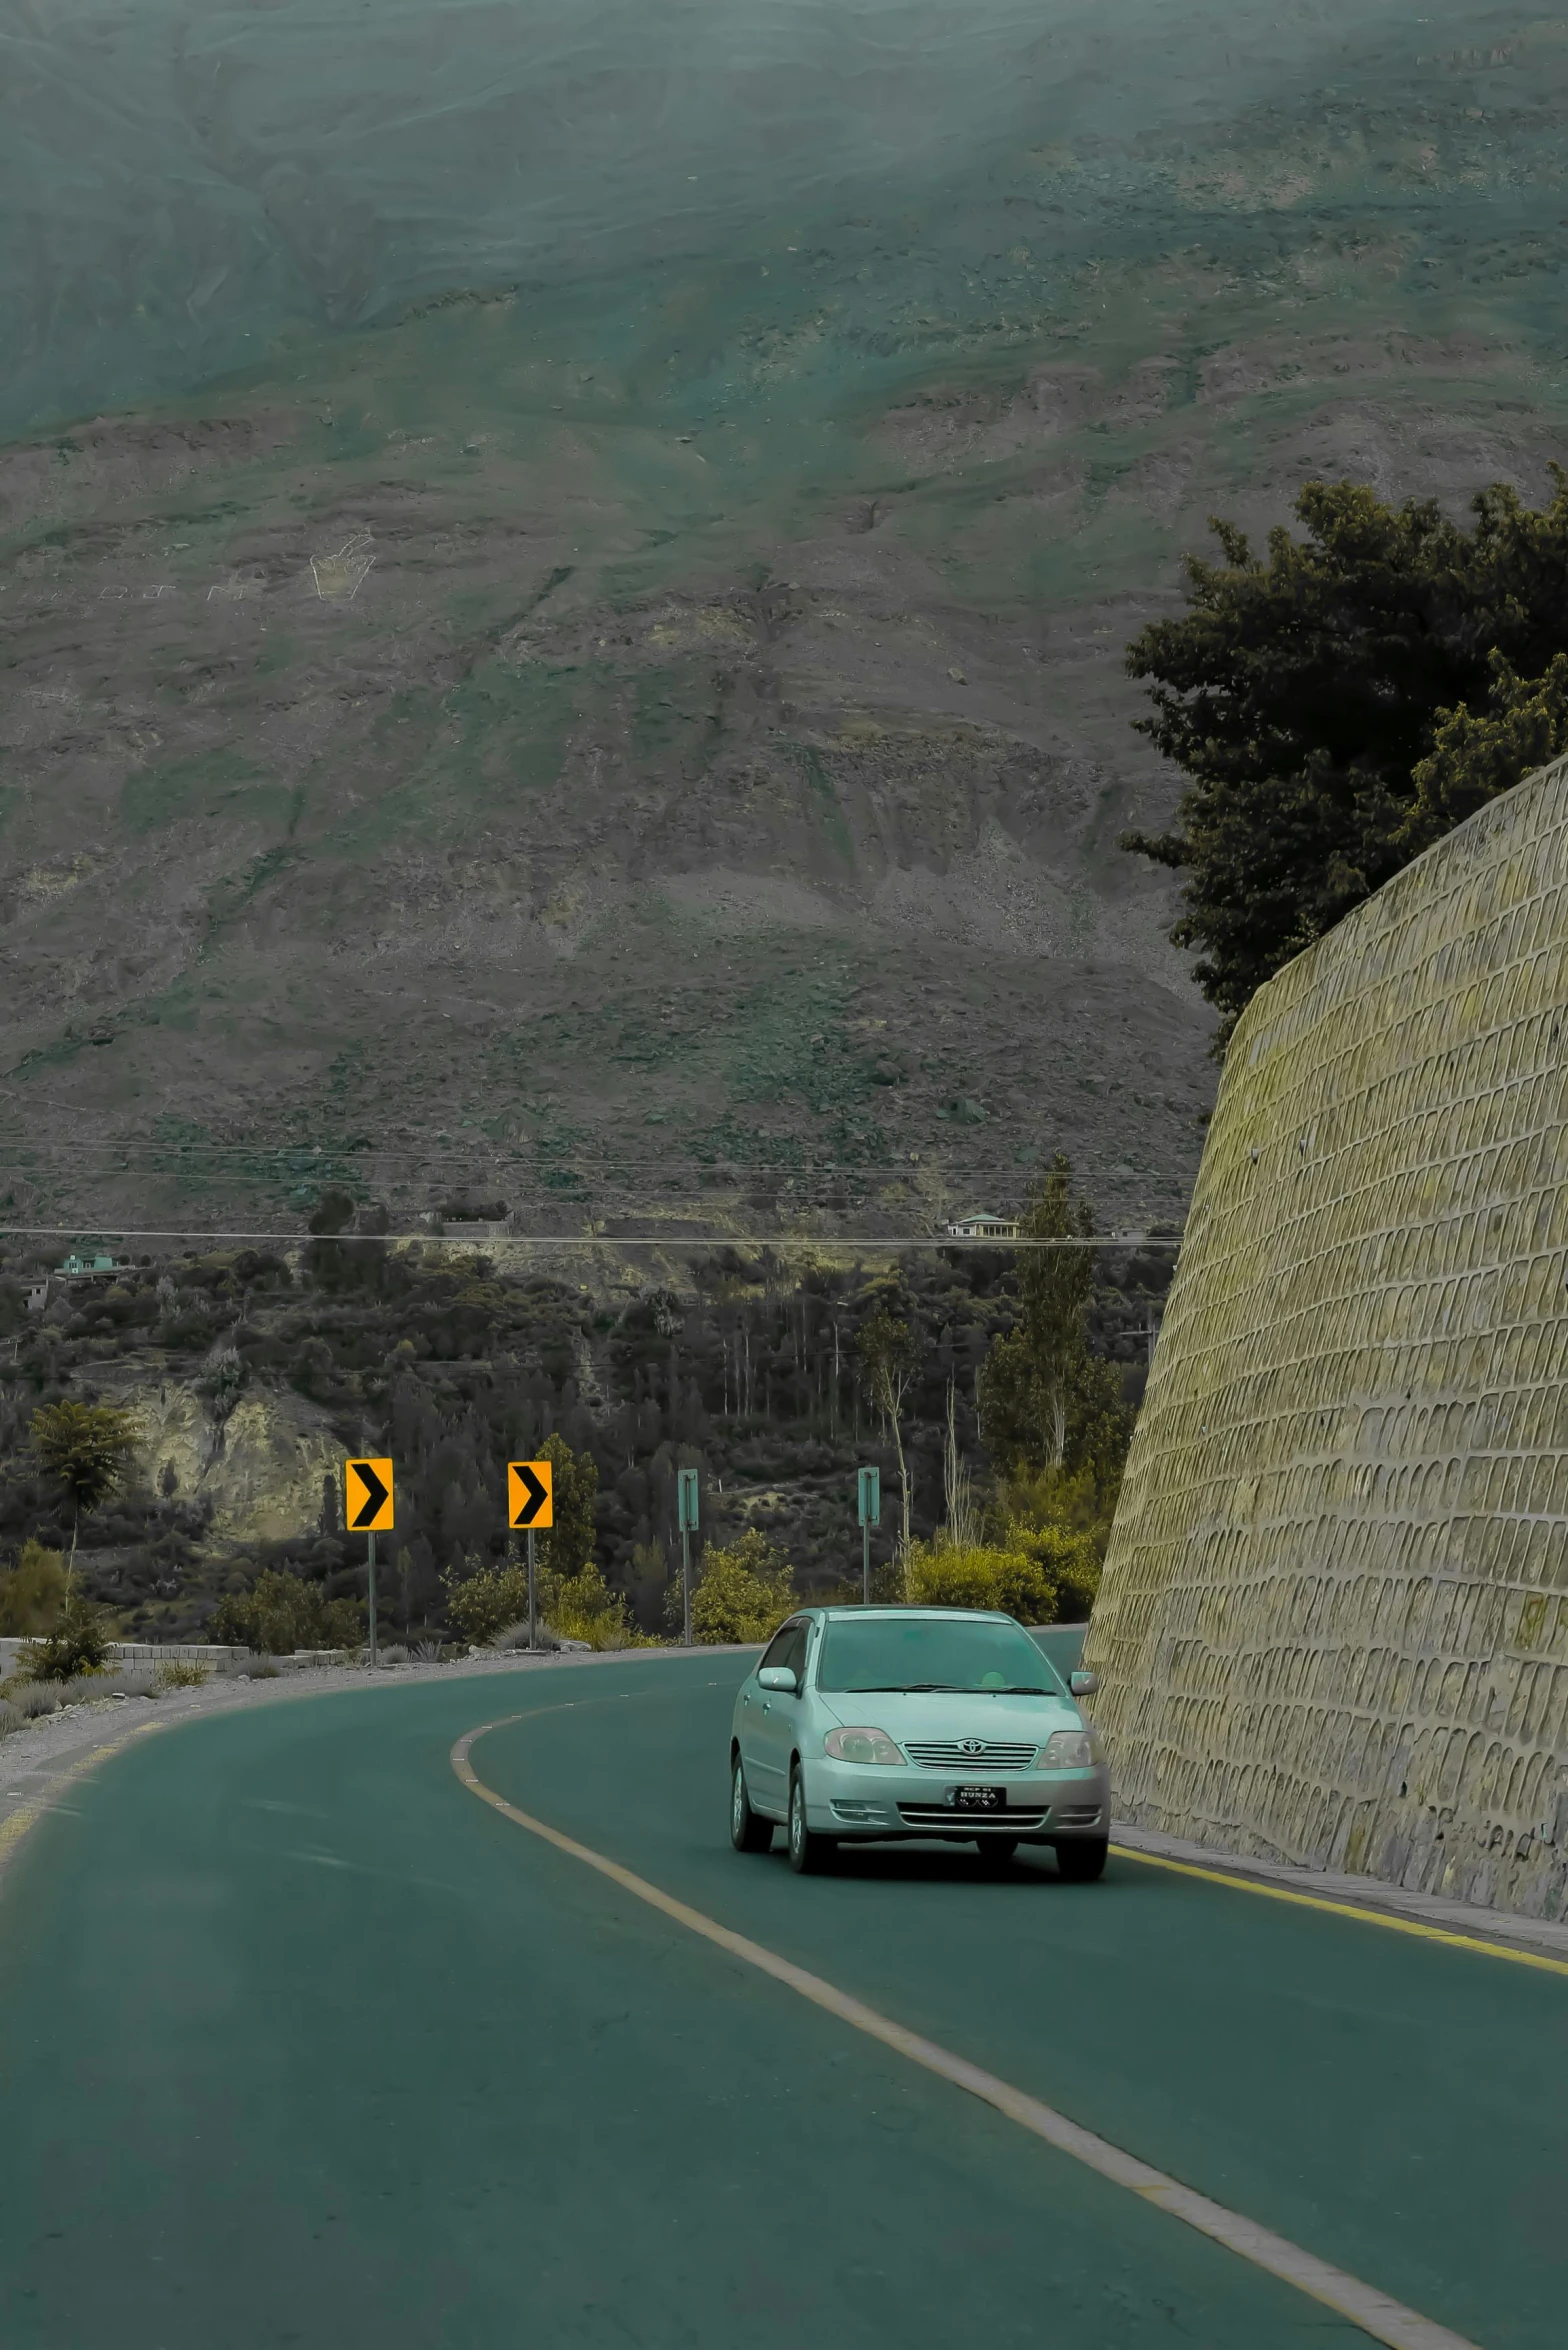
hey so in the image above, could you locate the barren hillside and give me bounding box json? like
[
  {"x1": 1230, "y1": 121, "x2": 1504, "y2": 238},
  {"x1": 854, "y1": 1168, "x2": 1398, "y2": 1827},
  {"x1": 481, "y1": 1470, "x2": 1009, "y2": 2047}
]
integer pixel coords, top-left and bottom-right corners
[{"x1": 3, "y1": 0, "x2": 1566, "y2": 1237}]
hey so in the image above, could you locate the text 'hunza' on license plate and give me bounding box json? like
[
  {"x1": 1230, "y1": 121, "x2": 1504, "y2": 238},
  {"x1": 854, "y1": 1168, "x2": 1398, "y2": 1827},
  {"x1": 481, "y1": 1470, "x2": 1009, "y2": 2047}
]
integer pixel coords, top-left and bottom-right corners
[{"x1": 947, "y1": 1784, "x2": 1006, "y2": 1811}]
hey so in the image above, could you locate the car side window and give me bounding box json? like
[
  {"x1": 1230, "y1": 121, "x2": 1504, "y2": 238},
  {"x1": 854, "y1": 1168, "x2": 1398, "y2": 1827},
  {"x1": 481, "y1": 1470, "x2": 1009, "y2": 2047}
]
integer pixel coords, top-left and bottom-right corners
[{"x1": 760, "y1": 1619, "x2": 807, "y2": 1682}]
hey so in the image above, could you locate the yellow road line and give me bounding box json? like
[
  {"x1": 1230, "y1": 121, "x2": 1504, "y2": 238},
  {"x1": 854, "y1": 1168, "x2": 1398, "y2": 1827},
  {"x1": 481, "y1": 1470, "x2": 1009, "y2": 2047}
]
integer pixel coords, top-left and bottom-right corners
[
  {"x1": 452, "y1": 1712, "x2": 1483, "y2": 2350},
  {"x1": 0, "y1": 1721, "x2": 164, "y2": 1895},
  {"x1": 1111, "y1": 1844, "x2": 1568, "y2": 1977}
]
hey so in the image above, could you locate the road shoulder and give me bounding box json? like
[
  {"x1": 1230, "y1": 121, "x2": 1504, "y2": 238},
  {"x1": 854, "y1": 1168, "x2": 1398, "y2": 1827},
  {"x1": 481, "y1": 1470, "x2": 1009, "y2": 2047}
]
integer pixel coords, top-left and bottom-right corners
[{"x1": 1111, "y1": 1822, "x2": 1568, "y2": 1961}]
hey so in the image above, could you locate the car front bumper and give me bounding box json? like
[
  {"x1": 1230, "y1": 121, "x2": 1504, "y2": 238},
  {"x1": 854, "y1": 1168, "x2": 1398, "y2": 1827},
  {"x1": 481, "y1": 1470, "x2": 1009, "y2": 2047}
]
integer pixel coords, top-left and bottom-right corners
[{"x1": 801, "y1": 1756, "x2": 1111, "y2": 1843}]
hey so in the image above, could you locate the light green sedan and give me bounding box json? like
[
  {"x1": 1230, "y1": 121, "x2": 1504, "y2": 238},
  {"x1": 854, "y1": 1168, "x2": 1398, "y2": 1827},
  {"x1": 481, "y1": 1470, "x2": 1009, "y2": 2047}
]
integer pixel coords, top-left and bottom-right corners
[{"x1": 729, "y1": 1606, "x2": 1109, "y2": 1877}]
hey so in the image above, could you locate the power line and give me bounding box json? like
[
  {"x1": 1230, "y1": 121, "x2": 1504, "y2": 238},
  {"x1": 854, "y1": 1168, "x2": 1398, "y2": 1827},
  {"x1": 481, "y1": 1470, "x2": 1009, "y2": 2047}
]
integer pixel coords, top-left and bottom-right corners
[
  {"x1": 0, "y1": 1225, "x2": 1181, "y2": 1251},
  {"x1": 1, "y1": 1144, "x2": 1172, "y2": 1172}
]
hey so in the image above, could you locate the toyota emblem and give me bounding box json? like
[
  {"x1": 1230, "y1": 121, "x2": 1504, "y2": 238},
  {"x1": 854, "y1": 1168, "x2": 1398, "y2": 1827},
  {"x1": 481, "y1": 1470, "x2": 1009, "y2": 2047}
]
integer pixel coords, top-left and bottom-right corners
[{"x1": 960, "y1": 1738, "x2": 985, "y2": 1755}]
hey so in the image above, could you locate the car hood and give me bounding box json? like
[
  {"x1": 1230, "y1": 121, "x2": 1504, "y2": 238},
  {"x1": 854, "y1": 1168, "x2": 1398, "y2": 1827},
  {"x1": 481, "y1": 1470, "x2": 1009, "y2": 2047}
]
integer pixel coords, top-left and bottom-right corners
[{"x1": 816, "y1": 1689, "x2": 1082, "y2": 1746}]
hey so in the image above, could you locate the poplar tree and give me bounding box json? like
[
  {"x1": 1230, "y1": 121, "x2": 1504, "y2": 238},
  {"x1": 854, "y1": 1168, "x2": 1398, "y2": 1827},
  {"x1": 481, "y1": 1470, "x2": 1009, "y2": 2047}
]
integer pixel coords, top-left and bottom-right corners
[
  {"x1": 979, "y1": 1159, "x2": 1128, "y2": 1488},
  {"x1": 857, "y1": 1304, "x2": 918, "y2": 1557}
]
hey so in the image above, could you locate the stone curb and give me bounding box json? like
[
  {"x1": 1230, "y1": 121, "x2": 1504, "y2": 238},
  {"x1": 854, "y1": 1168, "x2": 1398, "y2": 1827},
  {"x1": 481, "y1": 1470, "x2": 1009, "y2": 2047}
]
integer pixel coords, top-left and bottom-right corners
[{"x1": 1109, "y1": 1821, "x2": 1568, "y2": 1960}]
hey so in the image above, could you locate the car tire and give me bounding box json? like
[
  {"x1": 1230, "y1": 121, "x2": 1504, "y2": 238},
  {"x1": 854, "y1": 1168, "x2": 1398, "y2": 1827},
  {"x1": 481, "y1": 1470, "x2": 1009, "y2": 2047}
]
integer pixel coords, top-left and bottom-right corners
[
  {"x1": 730, "y1": 1753, "x2": 773, "y2": 1853},
  {"x1": 787, "y1": 1766, "x2": 835, "y2": 1875},
  {"x1": 1056, "y1": 1836, "x2": 1108, "y2": 1882}
]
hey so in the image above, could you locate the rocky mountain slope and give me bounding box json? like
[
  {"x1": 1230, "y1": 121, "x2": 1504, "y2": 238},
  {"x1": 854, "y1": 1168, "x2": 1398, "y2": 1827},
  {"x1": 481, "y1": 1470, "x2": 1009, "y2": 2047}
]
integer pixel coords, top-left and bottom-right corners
[{"x1": 4, "y1": 1, "x2": 1567, "y2": 1239}]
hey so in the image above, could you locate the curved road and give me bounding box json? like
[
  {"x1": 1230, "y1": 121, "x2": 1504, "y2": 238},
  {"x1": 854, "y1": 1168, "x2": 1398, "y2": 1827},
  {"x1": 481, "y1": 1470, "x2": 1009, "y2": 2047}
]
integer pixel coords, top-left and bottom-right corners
[{"x1": 2, "y1": 1649, "x2": 1564, "y2": 2350}]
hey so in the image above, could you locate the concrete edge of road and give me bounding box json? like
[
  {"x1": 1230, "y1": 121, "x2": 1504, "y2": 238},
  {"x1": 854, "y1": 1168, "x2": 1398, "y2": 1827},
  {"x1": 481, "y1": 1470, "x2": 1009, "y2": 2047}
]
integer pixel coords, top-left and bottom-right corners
[{"x1": 1109, "y1": 1821, "x2": 1568, "y2": 1963}]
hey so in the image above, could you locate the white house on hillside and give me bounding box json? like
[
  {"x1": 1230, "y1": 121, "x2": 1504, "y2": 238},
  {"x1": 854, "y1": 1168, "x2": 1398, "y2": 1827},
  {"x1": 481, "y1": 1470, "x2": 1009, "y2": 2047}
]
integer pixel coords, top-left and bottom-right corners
[{"x1": 943, "y1": 1210, "x2": 1020, "y2": 1241}]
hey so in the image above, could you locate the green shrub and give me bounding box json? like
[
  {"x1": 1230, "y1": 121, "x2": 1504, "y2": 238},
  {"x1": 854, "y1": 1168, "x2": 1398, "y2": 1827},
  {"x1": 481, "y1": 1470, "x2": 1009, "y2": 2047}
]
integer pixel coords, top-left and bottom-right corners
[
  {"x1": 19, "y1": 1594, "x2": 111, "y2": 1681},
  {"x1": 546, "y1": 1562, "x2": 650, "y2": 1650},
  {"x1": 445, "y1": 1552, "x2": 651, "y2": 1651},
  {"x1": 210, "y1": 1569, "x2": 362, "y2": 1655},
  {"x1": 906, "y1": 1525, "x2": 1101, "y2": 1625},
  {"x1": 686, "y1": 1531, "x2": 796, "y2": 1645},
  {"x1": 1015, "y1": 1524, "x2": 1102, "y2": 1621},
  {"x1": 0, "y1": 1539, "x2": 67, "y2": 1636},
  {"x1": 444, "y1": 1562, "x2": 531, "y2": 1646},
  {"x1": 153, "y1": 1658, "x2": 209, "y2": 1690},
  {"x1": 997, "y1": 1465, "x2": 1108, "y2": 1544},
  {"x1": 906, "y1": 1540, "x2": 1057, "y2": 1623}
]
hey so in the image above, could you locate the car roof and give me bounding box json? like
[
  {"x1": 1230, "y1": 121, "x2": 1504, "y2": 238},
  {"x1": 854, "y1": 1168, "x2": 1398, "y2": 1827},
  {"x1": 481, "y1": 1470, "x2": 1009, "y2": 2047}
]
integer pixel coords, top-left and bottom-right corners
[{"x1": 797, "y1": 1605, "x2": 1016, "y2": 1623}]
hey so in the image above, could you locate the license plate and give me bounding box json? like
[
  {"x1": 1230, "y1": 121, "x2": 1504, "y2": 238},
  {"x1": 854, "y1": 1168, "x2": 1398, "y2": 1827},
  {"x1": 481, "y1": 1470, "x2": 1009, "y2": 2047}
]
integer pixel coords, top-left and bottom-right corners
[{"x1": 948, "y1": 1784, "x2": 1006, "y2": 1812}]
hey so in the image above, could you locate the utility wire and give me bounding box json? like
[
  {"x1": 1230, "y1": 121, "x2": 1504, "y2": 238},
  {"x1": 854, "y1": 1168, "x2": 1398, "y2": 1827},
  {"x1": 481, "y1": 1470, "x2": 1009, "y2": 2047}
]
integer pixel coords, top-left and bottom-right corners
[{"x1": 0, "y1": 1225, "x2": 1180, "y2": 1251}]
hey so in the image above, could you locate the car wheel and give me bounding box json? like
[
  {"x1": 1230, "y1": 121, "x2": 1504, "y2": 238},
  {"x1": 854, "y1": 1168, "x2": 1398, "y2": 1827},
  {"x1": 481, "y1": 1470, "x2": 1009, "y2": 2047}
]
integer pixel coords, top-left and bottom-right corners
[
  {"x1": 730, "y1": 1753, "x2": 773, "y2": 1853},
  {"x1": 787, "y1": 1767, "x2": 835, "y2": 1875},
  {"x1": 1056, "y1": 1837, "x2": 1108, "y2": 1883}
]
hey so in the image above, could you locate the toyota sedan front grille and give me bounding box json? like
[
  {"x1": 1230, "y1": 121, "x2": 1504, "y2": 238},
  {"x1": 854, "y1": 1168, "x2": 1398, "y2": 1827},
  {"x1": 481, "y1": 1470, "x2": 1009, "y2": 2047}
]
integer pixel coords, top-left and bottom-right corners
[
  {"x1": 903, "y1": 1740, "x2": 1038, "y2": 1771},
  {"x1": 897, "y1": 1803, "x2": 1049, "y2": 1828}
]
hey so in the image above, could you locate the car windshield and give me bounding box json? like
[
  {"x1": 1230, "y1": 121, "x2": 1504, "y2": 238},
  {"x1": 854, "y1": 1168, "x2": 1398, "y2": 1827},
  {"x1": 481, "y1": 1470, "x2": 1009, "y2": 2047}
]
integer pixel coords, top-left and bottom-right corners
[{"x1": 816, "y1": 1615, "x2": 1067, "y2": 1696}]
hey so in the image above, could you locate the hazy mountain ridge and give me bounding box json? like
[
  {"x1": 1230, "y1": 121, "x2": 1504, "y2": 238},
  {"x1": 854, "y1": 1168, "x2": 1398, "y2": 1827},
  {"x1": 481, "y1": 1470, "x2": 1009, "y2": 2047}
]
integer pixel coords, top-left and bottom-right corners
[{"x1": 3, "y1": 2, "x2": 1567, "y2": 1235}]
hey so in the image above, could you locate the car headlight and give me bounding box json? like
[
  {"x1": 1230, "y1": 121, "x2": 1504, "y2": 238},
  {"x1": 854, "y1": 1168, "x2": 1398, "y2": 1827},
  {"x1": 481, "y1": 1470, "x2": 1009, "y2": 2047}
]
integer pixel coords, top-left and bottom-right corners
[
  {"x1": 1042, "y1": 1728, "x2": 1103, "y2": 1769},
  {"x1": 824, "y1": 1726, "x2": 906, "y2": 1766}
]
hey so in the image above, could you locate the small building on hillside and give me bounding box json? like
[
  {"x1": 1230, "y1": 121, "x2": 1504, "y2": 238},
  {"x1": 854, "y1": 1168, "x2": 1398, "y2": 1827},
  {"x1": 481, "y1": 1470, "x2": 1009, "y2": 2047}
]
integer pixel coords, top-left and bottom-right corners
[
  {"x1": 943, "y1": 1211, "x2": 1020, "y2": 1241},
  {"x1": 58, "y1": 1253, "x2": 128, "y2": 1284}
]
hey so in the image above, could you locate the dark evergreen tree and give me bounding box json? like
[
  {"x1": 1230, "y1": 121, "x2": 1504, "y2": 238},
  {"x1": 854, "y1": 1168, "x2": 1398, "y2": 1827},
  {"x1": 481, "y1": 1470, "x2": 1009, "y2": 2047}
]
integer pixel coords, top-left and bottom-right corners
[{"x1": 1123, "y1": 473, "x2": 1568, "y2": 1038}]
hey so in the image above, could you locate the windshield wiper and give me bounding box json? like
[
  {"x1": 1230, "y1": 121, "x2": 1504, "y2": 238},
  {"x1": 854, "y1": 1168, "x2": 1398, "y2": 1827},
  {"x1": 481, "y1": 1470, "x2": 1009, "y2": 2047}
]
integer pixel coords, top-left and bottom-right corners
[
  {"x1": 847, "y1": 1682, "x2": 961, "y2": 1693},
  {"x1": 843, "y1": 1682, "x2": 1051, "y2": 1696}
]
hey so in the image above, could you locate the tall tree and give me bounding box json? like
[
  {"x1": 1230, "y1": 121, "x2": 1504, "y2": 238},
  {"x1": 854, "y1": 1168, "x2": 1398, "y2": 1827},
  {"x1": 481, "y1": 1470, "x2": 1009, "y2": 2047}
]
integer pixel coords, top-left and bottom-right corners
[
  {"x1": 1123, "y1": 473, "x2": 1568, "y2": 1039},
  {"x1": 27, "y1": 1401, "x2": 140, "y2": 1586},
  {"x1": 857, "y1": 1303, "x2": 918, "y2": 1558},
  {"x1": 941, "y1": 1372, "x2": 978, "y2": 1549},
  {"x1": 536, "y1": 1431, "x2": 598, "y2": 1580},
  {"x1": 979, "y1": 1158, "x2": 1128, "y2": 1489}
]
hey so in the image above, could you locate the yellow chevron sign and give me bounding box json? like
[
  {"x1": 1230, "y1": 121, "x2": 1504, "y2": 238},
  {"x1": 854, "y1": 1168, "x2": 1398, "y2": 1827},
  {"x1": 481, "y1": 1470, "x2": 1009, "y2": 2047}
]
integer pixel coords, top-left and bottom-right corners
[{"x1": 345, "y1": 1458, "x2": 394, "y2": 1533}]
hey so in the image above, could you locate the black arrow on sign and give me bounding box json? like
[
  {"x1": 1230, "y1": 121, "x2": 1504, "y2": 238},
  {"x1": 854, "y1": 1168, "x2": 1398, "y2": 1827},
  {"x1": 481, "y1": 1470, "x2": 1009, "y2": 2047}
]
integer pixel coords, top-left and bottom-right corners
[
  {"x1": 348, "y1": 1460, "x2": 389, "y2": 1530},
  {"x1": 513, "y1": 1463, "x2": 549, "y2": 1527}
]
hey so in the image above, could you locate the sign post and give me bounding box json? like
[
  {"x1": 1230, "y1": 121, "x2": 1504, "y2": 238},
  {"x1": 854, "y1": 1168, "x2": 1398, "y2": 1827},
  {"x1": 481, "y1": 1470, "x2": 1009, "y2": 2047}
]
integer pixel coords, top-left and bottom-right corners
[
  {"x1": 678, "y1": 1468, "x2": 700, "y2": 1648},
  {"x1": 508, "y1": 1461, "x2": 555, "y2": 1650},
  {"x1": 857, "y1": 1465, "x2": 881, "y2": 1606},
  {"x1": 345, "y1": 1458, "x2": 395, "y2": 1666}
]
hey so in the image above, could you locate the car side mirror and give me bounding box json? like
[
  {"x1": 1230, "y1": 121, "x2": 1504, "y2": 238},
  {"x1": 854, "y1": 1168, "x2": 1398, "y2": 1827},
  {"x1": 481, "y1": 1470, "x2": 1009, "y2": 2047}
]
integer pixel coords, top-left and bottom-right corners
[
  {"x1": 1070, "y1": 1669, "x2": 1098, "y2": 1697},
  {"x1": 758, "y1": 1665, "x2": 798, "y2": 1694}
]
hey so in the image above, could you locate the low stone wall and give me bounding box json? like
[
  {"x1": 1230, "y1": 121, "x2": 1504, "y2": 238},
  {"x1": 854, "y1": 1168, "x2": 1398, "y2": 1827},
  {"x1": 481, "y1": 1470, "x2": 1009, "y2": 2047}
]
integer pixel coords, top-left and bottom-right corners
[
  {"x1": 0, "y1": 1638, "x2": 250, "y2": 1675},
  {"x1": 1086, "y1": 752, "x2": 1568, "y2": 1920},
  {"x1": 0, "y1": 1639, "x2": 358, "y2": 1677}
]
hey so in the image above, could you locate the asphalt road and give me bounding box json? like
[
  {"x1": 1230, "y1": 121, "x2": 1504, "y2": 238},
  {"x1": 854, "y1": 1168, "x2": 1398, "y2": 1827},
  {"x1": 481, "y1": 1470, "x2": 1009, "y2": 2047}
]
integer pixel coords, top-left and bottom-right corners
[{"x1": 2, "y1": 1645, "x2": 1563, "y2": 2350}]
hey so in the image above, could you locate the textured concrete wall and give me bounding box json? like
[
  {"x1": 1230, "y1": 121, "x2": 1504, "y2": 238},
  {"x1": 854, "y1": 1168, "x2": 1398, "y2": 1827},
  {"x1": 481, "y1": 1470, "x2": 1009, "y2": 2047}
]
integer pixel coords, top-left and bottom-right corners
[{"x1": 1085, "y1": 754, "x2": 1568, "y2": 1918}]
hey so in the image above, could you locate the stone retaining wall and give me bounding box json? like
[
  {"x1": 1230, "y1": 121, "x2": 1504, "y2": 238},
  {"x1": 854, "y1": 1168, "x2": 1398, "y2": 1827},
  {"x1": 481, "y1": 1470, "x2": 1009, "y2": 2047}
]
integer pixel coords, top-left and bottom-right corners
[
  {"x1": 1085, "y1": 752, "x2": 1568, "y2": 1919},
  {"x1": 0, "y1": 1638, "x2": 249, "y2": 1674}
]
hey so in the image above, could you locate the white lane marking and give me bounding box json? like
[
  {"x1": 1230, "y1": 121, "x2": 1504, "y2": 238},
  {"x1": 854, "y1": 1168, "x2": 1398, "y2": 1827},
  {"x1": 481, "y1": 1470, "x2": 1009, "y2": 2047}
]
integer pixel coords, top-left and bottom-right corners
[{"x1": 452, "y1": 1710, "x2": 1484, "y2": 2350}]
